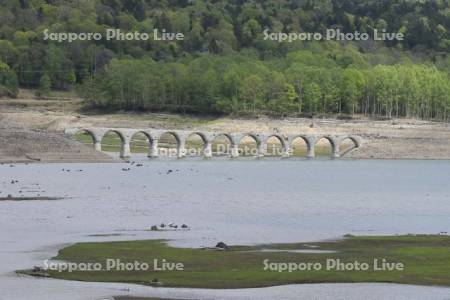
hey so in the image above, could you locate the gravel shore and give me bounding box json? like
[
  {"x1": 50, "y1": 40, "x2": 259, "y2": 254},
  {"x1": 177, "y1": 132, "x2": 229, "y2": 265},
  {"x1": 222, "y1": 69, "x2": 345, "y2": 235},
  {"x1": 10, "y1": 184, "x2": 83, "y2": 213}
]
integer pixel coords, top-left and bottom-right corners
[{"x1": 1, "y1": 97, "x2": 450, "y2": 161}]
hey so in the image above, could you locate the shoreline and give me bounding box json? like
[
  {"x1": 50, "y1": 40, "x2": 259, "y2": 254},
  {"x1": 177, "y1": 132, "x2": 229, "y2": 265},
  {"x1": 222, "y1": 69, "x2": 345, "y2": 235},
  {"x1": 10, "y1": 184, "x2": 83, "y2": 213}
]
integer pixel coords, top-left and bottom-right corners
[
  {"x1": 19, "y1": 235, "x2": 450, "y2": 289},
  {"x1": 3, "y1": 156, "x2": 450, "y2": 165},
  {"x1": 1, "y1": 96, "x2": 450, "y2": 161}
]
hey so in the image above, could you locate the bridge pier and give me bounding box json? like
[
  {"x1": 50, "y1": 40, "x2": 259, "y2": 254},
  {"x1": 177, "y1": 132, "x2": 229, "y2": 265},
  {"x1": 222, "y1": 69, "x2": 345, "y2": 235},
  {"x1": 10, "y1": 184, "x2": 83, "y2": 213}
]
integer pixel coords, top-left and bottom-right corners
[
  {"x1": 230, "y1": 144, "x2": 239, "y2": 158},
  {"x1": 306, "y1": 144, "x2": 315, "y2": 159},
  {"x1": 94, "y1": 140, "x2": 102, "y2": 152},
  {"x1": 204, "y1": 142, "x2": 213, "y2": 158},
  {"x1": 148, "y1": 139, "x2": 159, "y2": 158},
  {"x1": 332, "y1": 145, "x2": 340, "y2": 159},
  {"x1": 282, "y1": 145, "x2": 291, "y2": 158},
  {"x1": 178, "y1": 140, "x2": 186, "y2": 159},
  {"x1": 120, "y1": 142, "x2": 131, "y2": 159},
  {"x1": 256, "y1": 142, "x2": 265, "y2": 158}
]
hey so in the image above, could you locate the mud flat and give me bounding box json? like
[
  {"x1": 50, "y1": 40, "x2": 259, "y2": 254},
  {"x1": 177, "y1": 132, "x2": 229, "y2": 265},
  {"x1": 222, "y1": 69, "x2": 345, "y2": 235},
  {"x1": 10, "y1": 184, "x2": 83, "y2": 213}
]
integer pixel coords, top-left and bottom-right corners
[
  {"x1": 20, "y1": 235, "x2": 450, "y2": 289},
  {"x1": 0, "y1": 195, "x2": 63, "y2": 201},
  {"x1": 115, "y1": 298, "x2": 185, "y2": 300}
]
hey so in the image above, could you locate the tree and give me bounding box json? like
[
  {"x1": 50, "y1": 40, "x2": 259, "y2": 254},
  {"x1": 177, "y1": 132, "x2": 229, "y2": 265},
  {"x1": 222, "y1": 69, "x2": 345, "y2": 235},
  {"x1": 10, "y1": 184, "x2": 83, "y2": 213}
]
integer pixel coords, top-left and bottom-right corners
[
  {"x1": 340, "y1": 69, "x2": 365, "y2": 115},
  {"x1": 44, "y1": 45, "x2": 76, "y2": 90},
  {"x1": 268, "y1": 83, "x2": 298, "y2": 117},
  {"x1": 239, "y1": 75, "x2": 265, "y2": 113},
  {"x1": 36, "y1": 73, "x2": 51, "y2": 97},
  {"x1": 0, "y1": 62, "x2": 19, "y2": 98},
  {"x1": 303, "y1": 83, "x2": 321, "y2": 114}
]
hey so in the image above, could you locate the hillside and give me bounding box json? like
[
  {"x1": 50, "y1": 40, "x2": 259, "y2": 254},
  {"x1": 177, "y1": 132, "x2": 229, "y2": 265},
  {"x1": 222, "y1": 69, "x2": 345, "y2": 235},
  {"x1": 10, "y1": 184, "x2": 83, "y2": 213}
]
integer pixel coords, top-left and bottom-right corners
[{"x1": 1, "y1": 0, "x2": 450, "y2": 119}]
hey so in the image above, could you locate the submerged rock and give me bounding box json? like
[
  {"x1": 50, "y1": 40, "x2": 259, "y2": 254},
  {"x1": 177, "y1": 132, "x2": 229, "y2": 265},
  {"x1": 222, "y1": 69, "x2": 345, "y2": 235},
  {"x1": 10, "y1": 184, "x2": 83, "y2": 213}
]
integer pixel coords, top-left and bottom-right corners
[{"x1": 215, "y1": 241, "x2": 229, "y2": 250}]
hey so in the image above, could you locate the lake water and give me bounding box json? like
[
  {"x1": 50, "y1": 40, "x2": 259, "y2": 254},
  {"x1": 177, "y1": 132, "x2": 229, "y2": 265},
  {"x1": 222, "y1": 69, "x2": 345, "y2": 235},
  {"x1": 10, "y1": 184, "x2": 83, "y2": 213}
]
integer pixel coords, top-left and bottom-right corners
[{"x1": 1, "y1": 159, "x2": 449, "y2": 300}]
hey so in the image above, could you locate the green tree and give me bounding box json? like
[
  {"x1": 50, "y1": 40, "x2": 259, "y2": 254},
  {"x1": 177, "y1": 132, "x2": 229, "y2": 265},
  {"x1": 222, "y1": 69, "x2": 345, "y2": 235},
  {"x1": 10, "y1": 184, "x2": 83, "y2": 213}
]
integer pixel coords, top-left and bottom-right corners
[
  {"x1": 36, "y1": 73, "x2": 51, "y2": 97},
  {"x1": 303, "y1": 83, "x2": 321, "y2": 114},
  {"x1": 0, "y1": 62, "x2": 19, "y2": 97},
  {"x1": 340, "y1": 69, "x2": 365, "y2": 115},
  {"x1": 268, "y1": 83, "x2": 298, "y2": 117}
]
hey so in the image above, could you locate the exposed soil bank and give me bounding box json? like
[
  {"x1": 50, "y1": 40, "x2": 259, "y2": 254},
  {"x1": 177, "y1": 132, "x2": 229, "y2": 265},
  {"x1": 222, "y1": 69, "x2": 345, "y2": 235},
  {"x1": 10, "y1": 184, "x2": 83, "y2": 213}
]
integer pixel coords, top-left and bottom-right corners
[
  {"x1": 0, "y1": 129, "x2": 115, "y2": 163},
  {"x1": 1, "y1": 94, "x2": 450, "y2": 161}
]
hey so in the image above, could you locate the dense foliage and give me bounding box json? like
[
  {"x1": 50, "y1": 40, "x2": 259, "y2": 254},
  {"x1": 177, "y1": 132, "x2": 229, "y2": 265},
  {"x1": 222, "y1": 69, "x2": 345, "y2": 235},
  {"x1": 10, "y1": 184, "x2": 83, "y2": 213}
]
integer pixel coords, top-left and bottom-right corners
[
  {"x1": 0, "y1": 61, "x2": 19, "y2": 97},
  {"x1": 1, "y1": 0, "x2": 450, "y2": 119}
]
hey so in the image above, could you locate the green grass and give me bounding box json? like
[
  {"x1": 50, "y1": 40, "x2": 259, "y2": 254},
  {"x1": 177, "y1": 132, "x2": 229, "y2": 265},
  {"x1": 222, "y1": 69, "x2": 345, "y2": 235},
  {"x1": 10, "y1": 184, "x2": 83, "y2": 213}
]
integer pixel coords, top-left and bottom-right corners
[{"x1": 28, "y1": 235, "x2": 450, "y2": 289}]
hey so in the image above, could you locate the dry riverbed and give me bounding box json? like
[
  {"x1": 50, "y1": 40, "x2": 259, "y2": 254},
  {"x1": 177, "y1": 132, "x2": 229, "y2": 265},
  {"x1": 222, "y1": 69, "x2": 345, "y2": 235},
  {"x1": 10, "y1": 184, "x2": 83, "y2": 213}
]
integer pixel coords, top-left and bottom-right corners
[{"x1": 1, "y1": 92, "x2": 450, "y2": 162}]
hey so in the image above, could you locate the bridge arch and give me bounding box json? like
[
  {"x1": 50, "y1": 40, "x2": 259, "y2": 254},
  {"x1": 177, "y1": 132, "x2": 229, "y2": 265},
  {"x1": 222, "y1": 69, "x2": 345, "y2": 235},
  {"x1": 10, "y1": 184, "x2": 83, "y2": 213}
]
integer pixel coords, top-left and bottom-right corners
[
  {"x1": 129, "y1": 131, "x2": 154, "y2": 154},
  {"x1": 339, "y1": 136, "x2": 360, "y2": 157},
  {"x1": 238, "y1": 133, "x2": 262, "y2": 157},
  {"x1": 211, "y1": 133, "x2": 234, "y2": 157},
  {"x1": 74, "y1": 129, "x2": 97, "y2": 148},
  {"x1": 289, "y1": 135, "x2": 311, "y2": 157},
  {"x1": 315, "y1": 136, "x2": 337, "y2": 158},
  {"x1": 100, "y1": 130, "x2": 126, "y2": 154},
  {"x1": 265, "y1": 134, "x2": 287, "y2": 157},
  {"x1": 158, "y1": 131, "x2": 181, "y2": 158},
  {"x1": 185, "y1": 132, "x2": 209, "y2": 157}
]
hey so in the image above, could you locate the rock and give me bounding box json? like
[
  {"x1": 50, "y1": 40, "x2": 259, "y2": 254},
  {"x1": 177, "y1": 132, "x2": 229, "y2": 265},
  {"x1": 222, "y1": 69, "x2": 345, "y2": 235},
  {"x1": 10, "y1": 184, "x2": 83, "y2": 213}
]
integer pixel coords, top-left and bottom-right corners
[
  {"x1": 160, "y1": 223, "x2": 166, "y2": 228},
  {"x1": 215, "y1": 241, "x2": 228, "y2": 249},
  {"x1": 181, "y1": 224, "x2": 188, "y2": 229},
  {"x1": 33, "y1": 266, "x2": 42, "y2": 272},
  {"x1": 150, "y1": 225, "x2": 158, "y2": 231}
]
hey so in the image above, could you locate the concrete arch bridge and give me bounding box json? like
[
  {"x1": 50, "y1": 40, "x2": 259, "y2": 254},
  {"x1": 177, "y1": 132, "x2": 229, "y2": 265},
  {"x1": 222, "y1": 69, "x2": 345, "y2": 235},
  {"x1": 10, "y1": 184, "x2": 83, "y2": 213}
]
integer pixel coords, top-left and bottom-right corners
[{"x1": 65, "y1": 128, "x2": 363, "y2": 159}]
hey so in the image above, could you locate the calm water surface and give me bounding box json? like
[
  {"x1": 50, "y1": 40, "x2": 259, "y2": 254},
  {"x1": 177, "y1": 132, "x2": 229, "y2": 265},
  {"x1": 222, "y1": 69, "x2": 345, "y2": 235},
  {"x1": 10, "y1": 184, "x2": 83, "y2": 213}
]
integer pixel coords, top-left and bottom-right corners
[{"x1": 0, "y1": 159, "x2": 449, "y2": 300}]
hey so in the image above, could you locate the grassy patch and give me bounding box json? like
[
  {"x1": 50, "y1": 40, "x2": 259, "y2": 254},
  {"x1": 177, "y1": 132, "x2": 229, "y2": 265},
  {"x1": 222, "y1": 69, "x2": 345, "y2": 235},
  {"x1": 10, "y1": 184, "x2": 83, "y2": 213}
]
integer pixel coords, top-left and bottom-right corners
[{"x1": 23, "y1": 235, "x2": 450, "y2": 289}]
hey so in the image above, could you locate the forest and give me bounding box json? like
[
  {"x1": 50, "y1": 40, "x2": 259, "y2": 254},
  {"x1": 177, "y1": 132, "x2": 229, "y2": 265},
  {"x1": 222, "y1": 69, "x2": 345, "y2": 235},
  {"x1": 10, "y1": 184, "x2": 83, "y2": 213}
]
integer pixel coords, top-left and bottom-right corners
[{"x1": 1, "y1": 0, "x2": 450, "y2": 120}]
